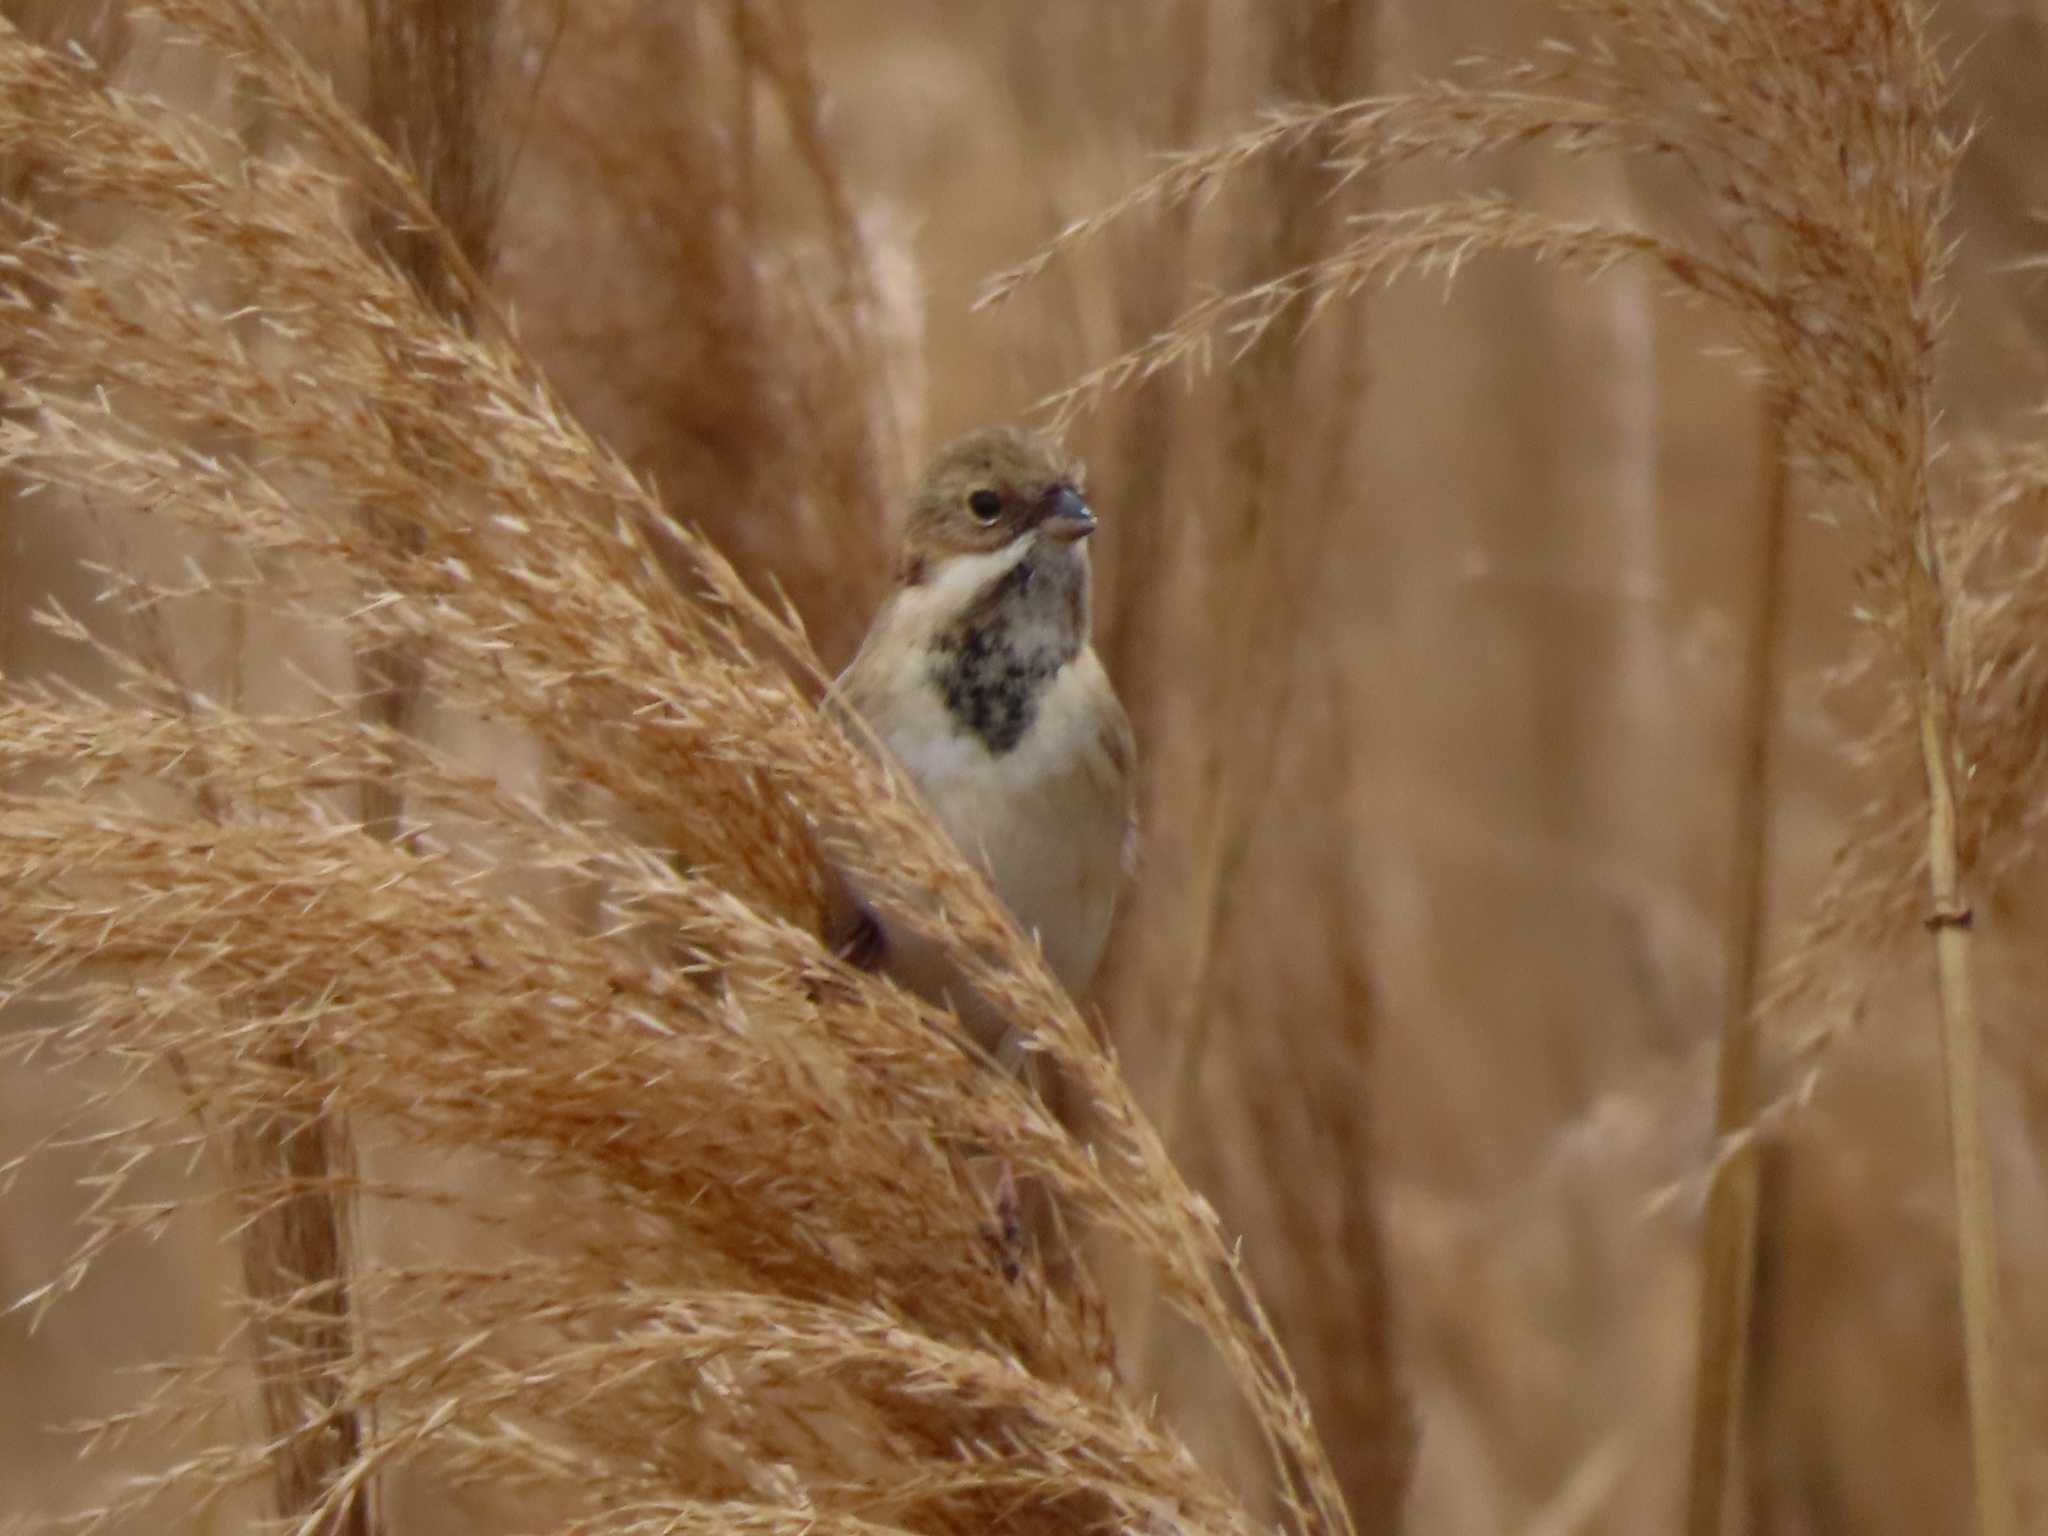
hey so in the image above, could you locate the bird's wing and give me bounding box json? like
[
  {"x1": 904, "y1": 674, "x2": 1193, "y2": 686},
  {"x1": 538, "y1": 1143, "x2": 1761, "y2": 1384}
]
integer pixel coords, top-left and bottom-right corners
[
  {"x1": 829, "y1": 611, "x2": 920, "y2": 751},
  {"x1": 1094, "y1": 670, "x2": 1140, "y2": 881}
]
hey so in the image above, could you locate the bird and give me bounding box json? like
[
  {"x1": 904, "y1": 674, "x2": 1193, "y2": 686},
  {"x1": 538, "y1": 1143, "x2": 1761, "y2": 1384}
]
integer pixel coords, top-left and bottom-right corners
[{"x1": 831, "y1": 424, "x2": 1136, "y2": 1068}]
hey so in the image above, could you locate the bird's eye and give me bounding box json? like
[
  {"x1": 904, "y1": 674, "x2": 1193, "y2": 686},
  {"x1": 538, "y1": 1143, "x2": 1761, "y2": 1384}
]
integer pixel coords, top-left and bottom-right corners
[{"x1": 967, "y1": 489, "x2": 1003, "y2": 523}]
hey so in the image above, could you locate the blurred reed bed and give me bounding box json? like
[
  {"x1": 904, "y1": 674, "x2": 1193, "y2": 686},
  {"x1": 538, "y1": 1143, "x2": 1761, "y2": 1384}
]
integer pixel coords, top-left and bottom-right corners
[
  {"x1": 489, "y1": 0, "x2": 916, "y2": 669},
  {"x1": 977, "y1": 0, "x2": 2048, "y2": 1531}
]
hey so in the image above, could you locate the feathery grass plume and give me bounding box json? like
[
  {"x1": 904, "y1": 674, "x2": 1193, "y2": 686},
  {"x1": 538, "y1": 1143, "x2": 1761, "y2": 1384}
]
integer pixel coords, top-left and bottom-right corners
[
  {"x1": 986, "y1": 0, "x2": 2009, "y2": 1529},
  {"x1": 0, "y1": 7, "x2": 1356, "y2": 1536},
  {"x1": 1791, "y1": 451, "x2": 2048, "y2": 974},
  {"x1": 206, "y1": 6, "x2": 506, "y2": 1528}
]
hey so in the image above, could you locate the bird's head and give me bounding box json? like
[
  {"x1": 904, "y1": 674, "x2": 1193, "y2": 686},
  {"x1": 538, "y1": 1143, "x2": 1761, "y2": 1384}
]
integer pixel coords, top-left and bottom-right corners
[{"x1": 896, "y1": 425, "x2": 1093, "y2": 587}]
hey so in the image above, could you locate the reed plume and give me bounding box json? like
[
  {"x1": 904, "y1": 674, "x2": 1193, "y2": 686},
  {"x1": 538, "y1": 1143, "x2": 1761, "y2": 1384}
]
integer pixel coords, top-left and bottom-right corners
[{"x1": 0, "y1": 5, "x2": 1359, "y2": 1534}]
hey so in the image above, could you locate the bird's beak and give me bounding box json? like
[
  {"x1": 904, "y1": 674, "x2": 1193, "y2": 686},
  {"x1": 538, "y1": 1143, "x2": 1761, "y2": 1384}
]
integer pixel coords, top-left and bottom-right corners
[{"x1": 1039, "y1": 485, "x2": 1097, "y2": 542}]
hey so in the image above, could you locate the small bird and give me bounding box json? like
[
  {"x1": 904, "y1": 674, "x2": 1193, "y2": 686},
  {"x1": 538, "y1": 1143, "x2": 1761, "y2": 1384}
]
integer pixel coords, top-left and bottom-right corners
[{"x1": 833, "y1": 424, "x2": 1136, "y2": 1062}]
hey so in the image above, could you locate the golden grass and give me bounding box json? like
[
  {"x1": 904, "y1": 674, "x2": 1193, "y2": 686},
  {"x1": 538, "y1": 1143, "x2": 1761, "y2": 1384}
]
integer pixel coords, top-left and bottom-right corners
[
  {"x1": 0, "y1": 5, "x2": 1355, "y2": 1534},
  {"x1": 13, "y1": 0, "x2": 2048, "y2": 1532}
]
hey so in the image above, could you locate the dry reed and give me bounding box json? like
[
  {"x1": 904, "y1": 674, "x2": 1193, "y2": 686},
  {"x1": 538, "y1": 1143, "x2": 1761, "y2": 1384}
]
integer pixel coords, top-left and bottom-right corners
[
  {"x1": 987, "y1": 0, "x2": 2010, "y2": 1530},
  {"x1": 492, "y1": 0, "x2": 913, "y2": 670},
  {"x1": 19, "y1": 1, "x2": 2048, "y2": 1531},
  {"x1": 0, "y1": 5, "x2": 1360, "y2": 1535},
  {"x1": 1683, "y1": 391, "x2": 1788, "y2": 1536},
  {"x1": 973, "y1": 9, "x2": 1412, "y2": 1524}
]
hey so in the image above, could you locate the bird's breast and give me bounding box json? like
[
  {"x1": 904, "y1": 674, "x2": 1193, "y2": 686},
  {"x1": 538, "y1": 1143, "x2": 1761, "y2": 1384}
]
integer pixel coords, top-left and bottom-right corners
[
  {"x1": 891, "y1": 654, "x2": 1127, "y2": 991},
  {"x1": 836, "y1": 538, "x2": 1124, "y2": 993},
  {"x1": 924, "y1": 547, "x2": 1085, "y2": 757}
]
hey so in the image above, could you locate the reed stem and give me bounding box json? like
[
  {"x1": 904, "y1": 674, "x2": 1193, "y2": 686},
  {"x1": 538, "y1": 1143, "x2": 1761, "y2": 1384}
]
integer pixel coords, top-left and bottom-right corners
[
  {"x1": 1683, "y1": 390, "x2": 1787, "y2": 1536},
  {"x1": 1905, "y1": 525, "x2": 2014, "y2": 1536}
]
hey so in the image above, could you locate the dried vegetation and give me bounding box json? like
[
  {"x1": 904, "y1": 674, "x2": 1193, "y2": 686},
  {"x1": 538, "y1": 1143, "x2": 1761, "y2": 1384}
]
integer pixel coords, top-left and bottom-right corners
[
  {"x1": 7, "y1": 2, "x2": 2048, "y2": 1535},
  {"x1": 0, "y1": 4, "x2": 1347, "y2": 1535}
]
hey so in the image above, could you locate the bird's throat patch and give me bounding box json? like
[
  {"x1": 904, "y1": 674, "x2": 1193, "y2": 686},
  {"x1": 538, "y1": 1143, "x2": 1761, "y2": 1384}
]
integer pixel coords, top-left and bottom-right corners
[{"x1": 927, "y1": 550, "x2": 1084, "y2": 754}]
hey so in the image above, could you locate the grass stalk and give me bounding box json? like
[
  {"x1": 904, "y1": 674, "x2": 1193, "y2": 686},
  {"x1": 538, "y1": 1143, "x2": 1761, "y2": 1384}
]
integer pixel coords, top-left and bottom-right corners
[
  {"x1": 1904, "y1": 529, "x2": 2014, "y2": 1536},
  {"x1": 1155, "y1": 0, "x2": 1377, "y2": 1157},
  {"x1": 242, "y1": 12, "x2": 502, "y2": 1526},
  {"x1": 351, "y1": 0, "x2": 501, "y2": 844},
  {"x1": 232, "y1": 1097, "x2": 373, "y2": 1536},
  {"x1": 1683, "y1": 390, "x2": 1788, "y2": 1536}
]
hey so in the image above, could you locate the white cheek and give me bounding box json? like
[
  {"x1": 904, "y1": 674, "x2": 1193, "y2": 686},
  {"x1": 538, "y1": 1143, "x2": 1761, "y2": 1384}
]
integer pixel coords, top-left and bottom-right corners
[{"x1": 901, "y1": 535, "x2": 1035, "y2": 625}]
